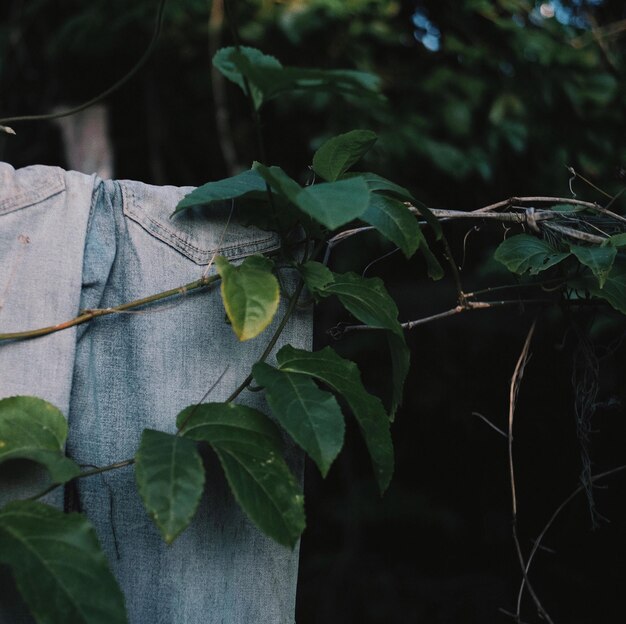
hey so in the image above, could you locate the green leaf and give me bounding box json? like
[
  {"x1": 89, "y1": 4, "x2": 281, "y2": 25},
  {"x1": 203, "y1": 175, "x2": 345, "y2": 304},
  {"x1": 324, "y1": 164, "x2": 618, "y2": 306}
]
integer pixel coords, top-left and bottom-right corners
[
  {"x1": 296, "y1": 178, "x2": 371, "y2": 229},
  {"x1": 419, "y1": 243, "x2": 445, "y2": 280},
  {"x1": 252, "y1": 162, "x2": 302, "y2": 204},
  {"x1": 266, "y1": 67, "x2": 382, "y2": 102},
  {"x1": 177, "y1": 403, "x2": 305, "y2": 547},
  {"x1": 607, "y1": 233, "x2": 626, "y2": 248},
  {"x1": 135, "y1": 430, "x2": 205, "y2": 544},
  {"x1": 305, "y1": 270, "x2": 409, "y2": 414},
  {"x1": 173, "y1": 168, "x2": 267, "y2": 215},
  {"x1": 343, "y1": 172, "x2": 414, "y2": 202},
  {"x1": 213, "y1": 47, "x2": 382, "y2": 110},
  {"x1": 254, "y1": 164, "x2": 370, "y2": 230},
  {"x1": 494, "y1": 234, "x2": 570, "y2": 275},
  {"x1": 343, "y1": 172, "x2": 442, "y2": 240},
  {"x1": 0, "y1": 396, "x2": 80, "y2": 484},
  {"x1": 299, "y1": 261, "x2": 335, "y2": 295},
  {"x1": 318, "y1": 272, "x2": 404, "y2": 336},
  {"x1": 312, "y1": 130, "x2": 378, "y2": 182},
  {"x1": 387, "y1": 333, "x2": 410, "y2": 419},
  {"x1": 252, "y1": 363, "x2": 345, "y2": 477},
  {"x1": 215, "y1": 255, "x2": 280, "y2": 341},
  {"x1": 276, "y1": 346, "x2": 394, "y2": 493},
  {"x1": 0, "y1": 501, "x2": 127, "y2": 624},
  {"x1": 583, "y1": 259, "x2": 626, "y2": 315},
  {"x1": 361, "y1": 194, "x2": 426, "y2": 258},
  {"x1": 570, "y1": 244, "x2": 616, "y2": 289},
  {"x1": 213, "y1": 46, "x2": 282, "y2": 110}
]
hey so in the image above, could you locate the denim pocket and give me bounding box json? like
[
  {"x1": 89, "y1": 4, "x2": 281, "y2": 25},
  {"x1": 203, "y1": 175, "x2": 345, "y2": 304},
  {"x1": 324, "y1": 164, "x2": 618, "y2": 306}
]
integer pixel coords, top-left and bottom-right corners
[
  {"x1": 0, "y1": 163, "x2": 65, "y2": 216},
  {"x1": 121, "y1": 179, "x2": 280, "y2": 264}
]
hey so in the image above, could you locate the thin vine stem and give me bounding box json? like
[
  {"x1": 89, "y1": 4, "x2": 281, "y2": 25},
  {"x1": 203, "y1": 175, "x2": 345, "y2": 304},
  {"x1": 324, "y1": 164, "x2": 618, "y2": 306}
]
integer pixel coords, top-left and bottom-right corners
[
  {"x1": 0, "y1": 275, "x2": 219, "y2": 342},
  {"x1": 507, "y1": 321, "x2": 555, "y2": 624},
  {"x1": 27, "y1": 459, "x2": 135, "y2": 502},
  {"x1": 515, "y1": 464, "x2": 626, "y2": 618},
  {"x1": 0, "y1": 0, "x2": 168, "y2": 132},
  {"x1": 333, "y1": 298, "x2": 559, "y2": 336}
]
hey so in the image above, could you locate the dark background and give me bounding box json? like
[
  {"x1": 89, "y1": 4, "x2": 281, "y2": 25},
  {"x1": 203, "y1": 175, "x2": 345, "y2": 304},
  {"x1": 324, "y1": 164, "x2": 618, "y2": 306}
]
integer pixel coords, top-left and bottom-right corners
[{"x1": 2, "y1": 1, "x2": 626, "y2": 622}]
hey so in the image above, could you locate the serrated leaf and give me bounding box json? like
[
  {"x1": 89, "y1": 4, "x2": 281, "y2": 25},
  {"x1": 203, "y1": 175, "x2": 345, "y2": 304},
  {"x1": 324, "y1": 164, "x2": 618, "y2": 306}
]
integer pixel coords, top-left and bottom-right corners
[
  {"x1": 299, "y1": 261, "x2": 335, "y2": 294},
  {"x1": 254, "y1": 165, "x2": 370, "y2": 230},
  {"x1": 177, "y1": 403, "x2": 305, "y2": 548},
  {"x1": 312, "y1": 130, "x2": 377, "y2": 182},
  {"x1": 213, "y1": 47, "x2": 382, "y2": 111},
  {"x1": 570, "y1": 244, "x2": 616, "y2": 289},
  {"x1": 215, "y1": 255, "x2": 280, "y2": 341},
  {"x1": 252, "y1": 363, "x2": 345, "y2": 477},
  {"x1": 361, "y1": 194, "x2": 426, "y2": 258},
  {"x1": 135, "y1": 430, "x2": 205, "y2": 544},
  {"x1": 342, "y1": 172, "x2": 442, "y2": 240},
  {"x1": 577, "y1": 259, "x2": 626, "y2": 314},
  {"x1": 173, "y1": 168, "x2": 267, "y2": 215},
  {"x1": 252, "y1": 162, "x2": 302, "y2": 204},
  {"x1": 494, "y1": 234, "x2": 570, "y2": 275},
  {"x1": 318, "y1": 272, "x2": 404, "y2": 336},
  {"x1": 276, "y1": 345, "x2": 394, "y2": 493},
  {"x1": 343, "y1": 172, "x2": 414, "y2": 202},
  {"x1": 0, "y1": 501, "x2": 127, "y2": 624},
  {"x1": 297, "y1": 178, "x2": 371, "y2": 229},
  {"x1": 307, "y1": 271, "x2": 409, "y2": 415},
  {"x1": 213, "y1": 46, "x2": 282, "y2": 110},
  {"x1": 0, "y1": 396, "x2": 80, "y2": 484}
]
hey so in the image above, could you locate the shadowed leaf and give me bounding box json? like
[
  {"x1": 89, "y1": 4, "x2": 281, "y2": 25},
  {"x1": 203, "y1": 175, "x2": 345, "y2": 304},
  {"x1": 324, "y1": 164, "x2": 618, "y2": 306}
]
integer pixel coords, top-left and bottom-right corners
[
  {"x1": 253, "y1": 363, "x2": 345, "y2": 477},
  {"x1": 495, "y1": 234, "x2": 569, "y2": 275},
  {"x1": 0, "y1": 501, "x2": 127, "y2": 624},
  {"x1": 276, "y1": 345, "x2": 394, "y2": 493},
  {"x1": 177, "y1": 403, "x2": 305, "y2": 547},
  {"x1": 135, "y1": 430, "x2": 205, "y2": 544},
  {"x1": 0, "y1": 397, "x2": 79, "y2": 484},
  {"x1": 312, "y1": 130, "x2": 377, "y2": 182}
]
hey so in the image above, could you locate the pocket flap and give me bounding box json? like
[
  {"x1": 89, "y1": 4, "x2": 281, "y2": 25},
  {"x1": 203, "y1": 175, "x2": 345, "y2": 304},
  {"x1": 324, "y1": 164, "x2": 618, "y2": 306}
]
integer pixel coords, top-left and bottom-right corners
[{"x1": 121, "y1": 179, "x2": 280, "y2": 264}]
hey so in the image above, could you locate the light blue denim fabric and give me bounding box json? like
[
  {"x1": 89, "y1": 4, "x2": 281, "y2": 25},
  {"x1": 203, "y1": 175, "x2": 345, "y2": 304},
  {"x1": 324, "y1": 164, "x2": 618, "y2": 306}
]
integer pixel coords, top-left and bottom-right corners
[{"x1": 0, "y1": 162, "x2": 311, "y2": 623}]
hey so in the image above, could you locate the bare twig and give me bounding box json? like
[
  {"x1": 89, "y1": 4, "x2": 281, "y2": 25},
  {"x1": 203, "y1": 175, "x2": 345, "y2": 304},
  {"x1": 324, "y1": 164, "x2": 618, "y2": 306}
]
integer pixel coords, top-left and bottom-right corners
[
  {"x1": 334, "y1": 299, "x2": 554, "y2": 336},
  {"x1": 471, "y1": 411, "x2": 507, "y2": 438},
  {"x1": 507, "y1": 320, "x2": 555, "y2": 624},
  {"x1": 542, "y1": 222, "x2": 607, "y2": 245},
  {"x1": 473, "y1": 196, "x2": 600, "y2": 213},
  {"x1": 516, "y1": 465, "x2": 626, "y2": 617}
]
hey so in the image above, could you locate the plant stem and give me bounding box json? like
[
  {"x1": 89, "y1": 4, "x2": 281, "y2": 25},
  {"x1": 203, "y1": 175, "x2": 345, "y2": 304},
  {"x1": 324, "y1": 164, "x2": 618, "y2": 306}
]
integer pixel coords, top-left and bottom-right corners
[
  {"x1": 0, "y1": 0, "x2": 168, "y2": 131},
  {"x1": 27, "y1": 459, "x2": 135, "y2": 502},
  {"x1": 0, "y1": 275, "x2": 219, "y2": 342}
]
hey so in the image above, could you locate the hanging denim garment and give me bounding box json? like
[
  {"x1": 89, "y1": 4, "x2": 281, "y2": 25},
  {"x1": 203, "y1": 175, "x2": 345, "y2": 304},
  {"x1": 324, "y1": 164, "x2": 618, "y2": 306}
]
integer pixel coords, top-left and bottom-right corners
[{"x1": 0, "y1": 162, "x2": 310, "y2": 624}]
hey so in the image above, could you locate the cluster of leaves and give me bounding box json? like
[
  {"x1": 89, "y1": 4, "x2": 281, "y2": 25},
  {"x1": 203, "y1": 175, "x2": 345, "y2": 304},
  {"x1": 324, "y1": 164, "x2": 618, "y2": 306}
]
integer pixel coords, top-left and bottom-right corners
[
  {"x1": 495, "y1": 227, "x2": 626, "y2": 313},
  {"x1": 2, "y1": 21, "x2": 625, "y2": 622},
  {"x1": 0, "y1": 46, "x2": 446, "y2": 622}
]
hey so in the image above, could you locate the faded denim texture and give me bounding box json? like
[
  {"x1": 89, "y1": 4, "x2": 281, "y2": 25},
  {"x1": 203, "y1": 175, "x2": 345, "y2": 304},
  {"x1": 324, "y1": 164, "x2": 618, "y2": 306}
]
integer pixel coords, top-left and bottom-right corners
[{"x1": 0, "y1": 163, "x2": 311, "y2": 623}]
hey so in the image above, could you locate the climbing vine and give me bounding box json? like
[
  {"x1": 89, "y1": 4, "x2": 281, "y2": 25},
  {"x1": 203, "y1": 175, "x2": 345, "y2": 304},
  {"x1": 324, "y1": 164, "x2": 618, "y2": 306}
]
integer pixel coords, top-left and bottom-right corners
[{"x1": 1, "y1": 8, "x2": 625, "y2": 624}]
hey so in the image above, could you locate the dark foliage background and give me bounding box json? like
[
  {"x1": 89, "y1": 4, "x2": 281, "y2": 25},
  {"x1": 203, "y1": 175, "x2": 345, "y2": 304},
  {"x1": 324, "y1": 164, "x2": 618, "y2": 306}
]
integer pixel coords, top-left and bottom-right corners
[{"x1": 1, "y1": 1, "x2": 626, "y2": 622}]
